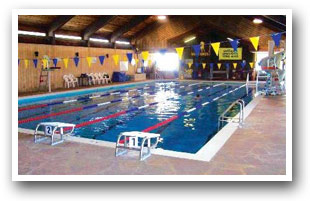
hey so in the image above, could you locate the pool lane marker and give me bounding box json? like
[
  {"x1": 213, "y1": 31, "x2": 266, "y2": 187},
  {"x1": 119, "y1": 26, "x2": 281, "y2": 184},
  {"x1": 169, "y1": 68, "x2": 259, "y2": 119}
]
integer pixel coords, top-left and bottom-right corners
[
  {"x1": 142, "y1": 84, "x2": 246, "y2": 133},
  {"x1": 18, "y1": 82, "x2": 200, "y2": 112},
  {"x1": 18, "y1": 83, "x2": 212, "y2": 124}
]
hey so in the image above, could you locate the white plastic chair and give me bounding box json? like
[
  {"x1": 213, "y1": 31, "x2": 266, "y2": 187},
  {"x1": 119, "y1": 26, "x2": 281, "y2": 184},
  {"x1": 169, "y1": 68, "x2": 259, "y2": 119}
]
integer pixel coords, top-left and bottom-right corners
[
  {"x1": 87, "y1": 73, "x2": 97, "y2": 85},
  {"x1": 63, "y1": 75, "x2": 73, "y2": 88},
  {"x1": 68, "y1": 74, "x2": 78, "y2": 87},
  {"x1": 102, "y1": 72, "x2": 112, "y2": 84},
  {"x1": 94, "y1": 73, "x2": 104, "y2": 84}
]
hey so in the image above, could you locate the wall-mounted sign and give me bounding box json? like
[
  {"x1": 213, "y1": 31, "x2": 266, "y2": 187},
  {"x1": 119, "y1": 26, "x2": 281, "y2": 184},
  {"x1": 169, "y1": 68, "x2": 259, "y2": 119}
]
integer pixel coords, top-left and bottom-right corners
[{"x1": 219, "y1": 48, "x2": 242, "y2": 60}]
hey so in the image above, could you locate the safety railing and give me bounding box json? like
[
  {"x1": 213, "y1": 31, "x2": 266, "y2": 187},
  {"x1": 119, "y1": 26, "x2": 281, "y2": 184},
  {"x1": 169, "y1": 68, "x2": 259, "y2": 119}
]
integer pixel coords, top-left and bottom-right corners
[{"x1": 218, "y1": 99, "x2": 245, "y2": 131}]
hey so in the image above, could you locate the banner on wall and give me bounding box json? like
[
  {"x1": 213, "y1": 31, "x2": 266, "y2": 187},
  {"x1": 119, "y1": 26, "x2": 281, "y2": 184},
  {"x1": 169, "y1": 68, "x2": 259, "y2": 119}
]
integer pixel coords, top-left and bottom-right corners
[{"x1": 219, "y1": 48, "x2": 242, "y2": 60}]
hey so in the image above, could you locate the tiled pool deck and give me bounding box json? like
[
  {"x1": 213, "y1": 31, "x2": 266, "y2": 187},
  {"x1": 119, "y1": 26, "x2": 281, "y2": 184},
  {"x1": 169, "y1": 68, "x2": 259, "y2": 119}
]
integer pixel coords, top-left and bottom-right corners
[{"x1": 18, "y1": 96, "x2": 286, "y2": 175}]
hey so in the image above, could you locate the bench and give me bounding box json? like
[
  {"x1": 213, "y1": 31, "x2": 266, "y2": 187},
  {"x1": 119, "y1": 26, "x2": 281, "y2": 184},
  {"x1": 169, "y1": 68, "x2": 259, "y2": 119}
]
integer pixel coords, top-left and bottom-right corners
[{"x1": 115, "y1": 131, "x2": 161, "y2": 161}]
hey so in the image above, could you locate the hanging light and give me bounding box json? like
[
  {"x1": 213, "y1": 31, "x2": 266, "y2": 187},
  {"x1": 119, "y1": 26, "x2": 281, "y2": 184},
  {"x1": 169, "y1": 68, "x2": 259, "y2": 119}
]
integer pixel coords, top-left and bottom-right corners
[
  {"x1": 253, "y1": 18, "x2": 263, "y2": 24},
  {"x1": 157, "y1": 16, "x2": 167, "y2": 20}
]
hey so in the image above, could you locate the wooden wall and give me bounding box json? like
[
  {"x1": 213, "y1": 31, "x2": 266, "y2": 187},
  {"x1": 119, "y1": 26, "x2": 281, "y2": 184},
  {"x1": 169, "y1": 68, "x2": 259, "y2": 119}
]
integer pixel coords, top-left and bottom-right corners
[{"x1": 18, "y1": 43, "x2": 135, "y2": 93}]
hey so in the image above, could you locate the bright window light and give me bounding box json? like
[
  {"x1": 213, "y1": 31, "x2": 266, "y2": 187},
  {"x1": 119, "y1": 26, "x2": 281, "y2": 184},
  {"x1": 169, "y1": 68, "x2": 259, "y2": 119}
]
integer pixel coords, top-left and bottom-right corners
[
  {"x1": 154, "y1": 52, "x2": 179, "y2": 71},
  {"x1": 184, "y1": 36, "x2": 196, "y2": 43},
  {"x1": 115, "y1": 41, "x2": 130, "y2": 45},
  {"x1": 253, "y1": 18, "x2": 263, "y2": 24},
  {"x1": 157, "y1": 15, "x2": 167, "y2": 20},
  {"x1": 89, "y1": 38, "x2": 109, "y2": 43},
  {"x1": 18, "y1": 30, "x2": 46, "y2": 37},
  {"x1": 55, "y1": 34, "x2": 82, "y2": 40}
]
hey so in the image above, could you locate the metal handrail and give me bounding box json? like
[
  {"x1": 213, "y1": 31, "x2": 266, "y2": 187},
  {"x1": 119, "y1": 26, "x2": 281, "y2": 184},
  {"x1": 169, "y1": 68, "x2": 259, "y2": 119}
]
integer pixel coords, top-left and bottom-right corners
[{"x1": 218, "y1": 99, "x2": 245, "y2": 131}]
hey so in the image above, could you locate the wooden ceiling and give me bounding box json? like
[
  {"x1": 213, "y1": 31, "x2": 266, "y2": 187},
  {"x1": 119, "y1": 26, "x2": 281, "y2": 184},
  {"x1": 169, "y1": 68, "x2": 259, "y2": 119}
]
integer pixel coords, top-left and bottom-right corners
[{"x1": 18, "y1": 15, "x2": 286, "y2": 50}]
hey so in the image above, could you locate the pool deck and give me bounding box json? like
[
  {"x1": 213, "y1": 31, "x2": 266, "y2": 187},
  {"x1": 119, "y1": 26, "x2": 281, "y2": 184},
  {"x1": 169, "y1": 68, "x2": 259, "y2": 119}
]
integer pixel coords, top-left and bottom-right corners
[{"x1": 18, "y1": 95, "x2": 286, "y2": 175}]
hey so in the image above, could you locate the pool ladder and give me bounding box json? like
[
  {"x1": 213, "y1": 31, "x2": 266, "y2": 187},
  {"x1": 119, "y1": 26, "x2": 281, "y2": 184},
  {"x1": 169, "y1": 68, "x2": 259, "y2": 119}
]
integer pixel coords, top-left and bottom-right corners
[{"x1": 218, "y1": 99, "x2": 245, "y2": 131}]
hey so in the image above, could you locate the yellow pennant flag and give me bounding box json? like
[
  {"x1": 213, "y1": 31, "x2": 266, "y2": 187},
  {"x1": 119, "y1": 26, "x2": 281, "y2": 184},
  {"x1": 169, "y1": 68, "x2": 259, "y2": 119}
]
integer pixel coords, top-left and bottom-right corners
[
  {"x1": 86, "y1": 57, "x2": 93, "y2": 67},
  {"x1": 211, "y1": 42, "x2": 221, "y2": 56},
  {"x1": 233, "y1": 63, "x2": 238, "y2": 69},
  {"x1": 202, "y1": 63, "x2": 206, "y2": 69},
  {"x1": 42, "y1": 59, "x2": 48, "y2": 68},
  {"x1": 217, "y1": 63, "x2": 222, "y2": 69},
  {"x1": 113, "y1": 55, "x2": 119, "y2": 66},
  {"x1": 141, "y1": 51, "x2": 149, "y2": 61},
  {"x1": 63, "y1": 58, "x2": 69, "y2": 69},
  {"x1": 249, "y1": 36, "x2": 260, "y2": 51},
  {"x1": 135, "y1": 58, "x2": 139, "y2": 66},
  {"x1": 187, "y1": 62, "x2": 193, "y2": 68},
  {"x1": 24, "y1": 59, "x2": 29, "y2": 69},
  {"x1": 249, "y1": 62, "x2": 254, "y2": 68},
  {"x1": 175, "y1": 47, "x2": 184, "y2": 60}
]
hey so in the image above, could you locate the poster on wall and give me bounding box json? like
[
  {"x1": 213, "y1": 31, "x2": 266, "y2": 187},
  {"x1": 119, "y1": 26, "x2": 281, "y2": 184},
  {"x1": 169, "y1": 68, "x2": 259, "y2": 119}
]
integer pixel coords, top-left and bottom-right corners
[
  {"x1": 120, "y1": 61, "x2": 129, "y2": 71},
  {"x1": 219, "y1": 48, "x2": 242, "y2": 60}
]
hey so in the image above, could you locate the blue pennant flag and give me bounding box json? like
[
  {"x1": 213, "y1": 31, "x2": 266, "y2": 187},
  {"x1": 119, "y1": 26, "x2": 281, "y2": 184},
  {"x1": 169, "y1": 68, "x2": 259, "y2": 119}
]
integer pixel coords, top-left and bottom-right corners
[
  {"x1": 192, "y1": 44, "x2": 201, "y2": 57},
  {"x1": 195, "y1": 62, "x2": 199, "y2": 68},
  {"x1": 159, "y1": 49, "x2": 168, "y2": 55},
  {"x1": 271, "y1": 32, "x2": 282, "y2": 47},
  {"x1": 210, "y1": 63, "x2": 214, "y2": 70},
  {"x1": 241, "y1": 61, "x2": 246, "y2": 69},
  {"x1": 126, "y1": 53, "x2": 132, "y2": 63},
  {"x1": 229, "y1": 39, "x2": 239, "y2": 52},
  {"x1": 99, "y1": 56, "x2": 105, "y2": 65},
  {"x1": 225, "y1": 63, "x2": 230, "y2": 69},
  {"x1": 18, "y1": 59, "x2": 20, "y2": 66},
  {"x1": 52, "y1": 58, "x2": 58, "y2": 67},
  {"x1": 33, "y1": 59, "x2": 38, "y2": 68},
  {"x1": 73, "y1": 57, "x2": 79, "y2": 67}
]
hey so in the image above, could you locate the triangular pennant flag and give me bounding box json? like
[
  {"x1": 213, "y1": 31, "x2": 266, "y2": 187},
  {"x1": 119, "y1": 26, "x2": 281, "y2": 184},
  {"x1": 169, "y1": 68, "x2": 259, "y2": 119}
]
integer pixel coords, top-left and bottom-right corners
[
  {"x1": 99, "y1": 56, "x2": 105, "y2": 65},
  {"x1": 52, "y1": 58, "x2": 58, "y2": 67},
  {"x1": 217, "y1": 63, "x2": 222, "y2": 69},
  {"x1": 195, "y1": 62, "x2": 199, "y2": 67},
  {"x1": 271, "y1": 33, "x2": 282, "y2": 47},
  {"x1": 241, "y1": 61, "x2": 246, "y2": 69},
  {"x1": 225, "y1": 63, "x2": 230, "y2": 69},
  {"x1": 33, "y1": 59, "x2": 38, "y2": 68},
  {"x1": 112, "y1": 55, "x2": 119, "y2": 66},
  {"x1": 233, "y1": 63, "x2": 237, "y2": 69},
  {"x1": 73, "y1": 57, "x2": 79, "y2": 67},
  {"x1": 86, "y1": 57, "x2": 92, "y2": 67},
  {"x1": 187, "y1": 62, "x2": 193, "y2": 68},
  {"x1": 135, "y1": 58, "x2": 139, "y2": 66},
  {"x1": 249, "y1": 62, "x2": 254, "y2": 69},
  {"x1": 192, "y1": 44, "x2": 201, "y2": 57},
  {"x1": 18, "y1": 59, "x2": 20, "y2": 66},
  {"x1": 24, "y1": 59, "x2": 29, "y2": 69},
  {"x1": 210, "y1": 63, "x2": 214, "y2": 69},
  {"x1": 42, "y1": 59, "x2": 48, "y2": 68},
  {"x1": 175, "y1": 47, "x2": 184, "y2": 60},
  {"x1": 126, "y1": 53, "x2": 133, "y2": 63},
  {"x1": 202, "y1": 63, "x2": 206, "y2": 69},
  {"x1": 229, "y1": 39, "x2": 239, "y2": 52},
  {"x1": 63, "y1": 58, "x2": 69, "y2": 69},
  {"x1": 211, "y1": 42, "x2": 221, "y2": 56},
  {"x1": 141, "y1": 51, "x2": 149, "y2": 61},
  {"x1": 249, "y1": 36, "x2": 260, "y2": 51}
]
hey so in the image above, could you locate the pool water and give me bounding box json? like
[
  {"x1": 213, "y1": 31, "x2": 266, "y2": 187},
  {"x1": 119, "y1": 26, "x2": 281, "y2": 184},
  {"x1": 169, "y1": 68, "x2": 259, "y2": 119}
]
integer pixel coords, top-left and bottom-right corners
[{"x1": 18, "y1": 81, "x2": 254, "y2": 153}]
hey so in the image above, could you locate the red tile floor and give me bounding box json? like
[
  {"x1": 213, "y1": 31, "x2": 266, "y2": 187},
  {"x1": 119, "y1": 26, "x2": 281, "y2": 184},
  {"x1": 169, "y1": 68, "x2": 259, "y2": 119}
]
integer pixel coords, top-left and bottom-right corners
[{"x1": 18, "y1": 96, "x2": 286, "y2": 175}]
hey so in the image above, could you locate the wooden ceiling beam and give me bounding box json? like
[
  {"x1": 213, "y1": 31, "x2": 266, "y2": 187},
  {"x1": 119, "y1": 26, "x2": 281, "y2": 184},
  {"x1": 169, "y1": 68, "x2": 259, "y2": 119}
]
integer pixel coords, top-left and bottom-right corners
[
  {"x1": 82, "y1": 15, "x2": 116, "y2": 40},
  {"x1": 110, "y1": 15, "x2": 150, "y2": 43},
  {"x1": 47, "y1": 15, "x2": 75, "y2": 36}
]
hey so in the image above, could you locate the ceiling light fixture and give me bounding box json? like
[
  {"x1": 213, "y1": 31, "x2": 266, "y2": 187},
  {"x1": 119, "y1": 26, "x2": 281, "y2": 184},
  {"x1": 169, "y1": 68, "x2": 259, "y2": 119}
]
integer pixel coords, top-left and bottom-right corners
[
  {"x1": 157, "y1": 15, "x2": 167, "y2": 20},
  {"x1": 18, "y1": 30, "x2": 46, "y2": 37},
  {"x1": 184, "y1": 36, "x2": 196, "y2": 43},
  {"x1": 253, "y1": 18, "x2": 263, "y2": 24},
  {"x1": 115, "y1": 41, "x2": 130, "y2": 45},
  {"x1": 89, "y1": 38, "x2": 109, "y2": 43},
  {"x1": 55, "y1": 34, "x2": 82, "y2": 40}
]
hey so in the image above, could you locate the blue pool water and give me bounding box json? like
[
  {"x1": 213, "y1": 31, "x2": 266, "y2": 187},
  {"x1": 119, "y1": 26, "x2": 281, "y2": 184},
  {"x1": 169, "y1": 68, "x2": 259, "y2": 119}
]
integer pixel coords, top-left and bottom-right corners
[{"x1": 18, "y1": 81, "x2": 254, "y2": 153}]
